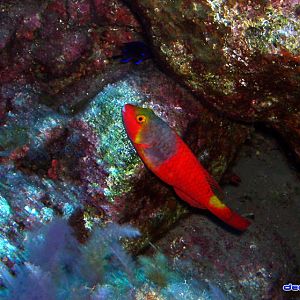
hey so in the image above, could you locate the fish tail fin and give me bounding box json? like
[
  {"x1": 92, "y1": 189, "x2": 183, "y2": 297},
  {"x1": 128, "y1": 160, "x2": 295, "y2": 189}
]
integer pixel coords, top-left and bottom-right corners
[{"x1": 207, "y1": 195, "x2": 251, "y2": 231}]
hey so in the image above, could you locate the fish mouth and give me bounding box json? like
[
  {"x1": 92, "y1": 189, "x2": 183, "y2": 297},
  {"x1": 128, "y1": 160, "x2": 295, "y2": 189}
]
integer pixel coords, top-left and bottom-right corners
[
  {"x1": 122, "y1": 104, "x2": 140, "y2": 142},
  {"x1": 122, "y1": 104, "x2": 137, "y2": 121},
  {"x1": 122, "y1": 103, "x2": 136, "y2": 114}
]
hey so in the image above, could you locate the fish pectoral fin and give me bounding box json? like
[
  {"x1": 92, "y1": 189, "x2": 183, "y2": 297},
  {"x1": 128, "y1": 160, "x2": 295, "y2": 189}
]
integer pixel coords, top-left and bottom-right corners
[{"x1": 174, "y1": 187, "x2": 206, "y2": 209}]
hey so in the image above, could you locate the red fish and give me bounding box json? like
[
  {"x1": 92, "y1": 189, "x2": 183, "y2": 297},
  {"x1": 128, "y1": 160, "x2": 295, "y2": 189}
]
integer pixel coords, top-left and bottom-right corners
[{"x1": 122, "y1": 104, "x2": 250, "y2": 231}]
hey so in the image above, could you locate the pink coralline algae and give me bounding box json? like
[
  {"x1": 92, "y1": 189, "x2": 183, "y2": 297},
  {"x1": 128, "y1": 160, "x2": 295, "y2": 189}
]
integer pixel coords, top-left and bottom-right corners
[
  {"x1": 0, "y1": 0, "x2": 142, "y2": 96},
  {"x1": 93, "y1": 0, "x2": 140, "y2": 27},
  {"x1": 16, "y1": 14, "x2": 41, "y2": 41},
  {"x1": 0, "y1": 15, "x2": 17, "y2": 49},
  {"x1": 68, "y1": 0, "x2": 92, "y2": 26}
]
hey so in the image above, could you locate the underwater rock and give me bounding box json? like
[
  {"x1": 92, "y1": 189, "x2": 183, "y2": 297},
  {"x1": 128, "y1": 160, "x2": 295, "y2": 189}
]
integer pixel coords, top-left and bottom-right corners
[
  {"x1": 272, "y1": 112, "x2": 300, "y2": 162},
  {"x1": 38, "y1": 0, "x2": 141, "y2": 93},
  {"x1": 0, "y1": 86, "x2": 82, "y2": 262},
  {"x1": 0, "y1": 0, "x2": 141, "y2": 96},
  {"x1": 0, "y1": 219, "x2": 232, "y2": 299},
  {"x1": 34, "y1": 29, "x2": 90, "y2": 76},
  {"x1": 148, "y1": 214, "x2": 298, "y2": 299},
  {"x1": 68, "y1": 0, "x2": 92, "y2": 26},
  {"x1": 16, "y1": 12, "x2": 42, "y2": 41},
  {"x1": 93, "y1": 0, "x2": 140, "y2": 28},
  {"x1": 0, "y1": 14, "x2": 16, "y2": 50},
  {"x1": 32, "y1": 1, "x2": 91, "y2": 76},
  {"x1": 0, "y1": 63, "x2": 251, "y2": 261},
  {"x1": 125, "y1": 0, "x2": 300, "y2": 161},
  {"x1": 33, "y1": 63, "x2": 251, "y2": 248}
]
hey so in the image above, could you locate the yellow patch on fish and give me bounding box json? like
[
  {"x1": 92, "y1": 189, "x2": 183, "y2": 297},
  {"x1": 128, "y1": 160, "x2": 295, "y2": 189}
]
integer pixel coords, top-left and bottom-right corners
[{"x1": 209, "y1": 195, "x2": 226, "y2": 209}]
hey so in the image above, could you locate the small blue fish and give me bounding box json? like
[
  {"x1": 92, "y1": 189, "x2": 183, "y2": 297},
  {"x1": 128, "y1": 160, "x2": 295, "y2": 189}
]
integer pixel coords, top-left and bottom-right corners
[{"x1": 114, "y1": 41, "x2": 152, "y2": 65}]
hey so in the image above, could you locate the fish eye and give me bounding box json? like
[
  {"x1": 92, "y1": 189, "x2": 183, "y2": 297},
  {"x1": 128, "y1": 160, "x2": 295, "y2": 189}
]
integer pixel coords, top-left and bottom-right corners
[{"x1": 136, "y1": 115, "x2": 146, "y2": 123}]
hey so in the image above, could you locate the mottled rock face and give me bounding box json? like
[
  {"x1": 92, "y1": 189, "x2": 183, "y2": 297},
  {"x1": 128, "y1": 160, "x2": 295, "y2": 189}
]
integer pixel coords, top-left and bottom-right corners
[
  {"x1": 0, "y1": 1, "x2": 298, "y2": 297},
  {"x1": 147, "y1": 214, "x2": 298, "y2": 299},
  {"x1": 125, "y1": 0, "x2": 300, "y2": 160},
  {"x1": 0, "y1": 0, "x2": 141, "y2": 94},
  {"x1": 0, "y1": 64, "x2": 250, "y2": 259}
]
